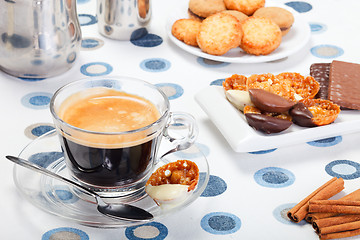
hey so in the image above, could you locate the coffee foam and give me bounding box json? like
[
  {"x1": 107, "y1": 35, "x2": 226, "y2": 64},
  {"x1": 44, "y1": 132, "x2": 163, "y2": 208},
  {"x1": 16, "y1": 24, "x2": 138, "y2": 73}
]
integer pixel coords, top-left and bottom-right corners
[{"x1": 57, "y1": 88, "x2": 162, "y2": 148}]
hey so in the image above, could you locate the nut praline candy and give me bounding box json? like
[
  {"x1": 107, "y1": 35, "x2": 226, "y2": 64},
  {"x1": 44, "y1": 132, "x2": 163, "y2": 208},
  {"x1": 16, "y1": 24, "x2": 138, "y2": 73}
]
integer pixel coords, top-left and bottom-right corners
[
  {"x1": 248, "y1": 88, "x2": 295, "y2": 113},
  {"x1": 289, "y1": 102, "x2": 316, "y2": 127},
  {"x1": 245, "y1": 113, "x2": 292, "y2": 134},
  {"x1": 225, "y1": 89, "x2": 253, "y2": 111}
]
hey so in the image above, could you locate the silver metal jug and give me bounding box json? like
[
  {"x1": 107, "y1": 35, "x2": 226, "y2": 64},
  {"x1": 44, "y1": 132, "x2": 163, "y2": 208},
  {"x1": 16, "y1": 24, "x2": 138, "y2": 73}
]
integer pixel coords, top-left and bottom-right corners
[
  {"x1": 97, "y1": 0, "x2": 151, "y2": 40},
  {"x1": 0, "y1": 0, "x2": 82, "y2": 78}
]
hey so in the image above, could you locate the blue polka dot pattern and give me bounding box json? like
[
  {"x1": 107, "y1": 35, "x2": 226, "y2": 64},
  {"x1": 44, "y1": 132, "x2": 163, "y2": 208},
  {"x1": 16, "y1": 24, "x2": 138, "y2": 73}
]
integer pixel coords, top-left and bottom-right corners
[
  {"x1": 81, "y1": 38, "x2": 104, "y2": 50},
  {"x1": 31, "y1": 125, "x2": 55, "y2": 137},
  {"x1": 310, "y1": 22, "x2": 327, "y2": 34},
  {"x1": 24, "y1": 123, "x2": 55, "y2": 139},
  {"x1": 254, "y1": 167, "x2": 295, "y2": 188},
  {"x1": 125, "y1": 222, "x2": 168, "y2": 240},
  {"x1": 130, "y1": 28, "x2": 149, "y2": 41},
  {"x1": 80, "y1": 62, "x2": 113, "y2": 76},
  {"x1": 42, "y1": 227, "x2": 89, "y2": 240},
  {"x1": 49, "y1": 186, "x2": 79, "y2": 204},
  {"x1": 210, "y1": 79, "x2": 225, "y2": 86},
  {"x1": 130, "y1": 29, "x2": 163, "y2": 47},
  {"x1": 21, "y1": 92, "x2": 52, "y2": 109},
  {"x1": 310, "y1": 45, "x2": 344, "y2": 59},
  {"x1": 30, "y1": 95, "x2": 49, "y2": 105},
  {"x1": 307, "y1": 136, "x2": 342, "y2": 147},
  {"x1": 55, "y1": 187, "x2": 74, "y2": 201},
  {"x1": 201, "y1": 175, "x2": 227, "y2": 197},
  {"x1": 140, "y1": 58, "x2": 171, "y2": 72},
  {"x1": 28, "y1": 151, "x2": 63, "y2": 168},
  {"x1": 201, "y1": 212, "x2": 241, "y2": 235},
  {"x1": 249, "y1": 148, "x2": 277, "y2": 154},
  {"x1": 285, "y1": 1, "x2": 312, "y2": 13},
  {"x1": 155, "y1": 83, "x2": 183, "y2": 100},
  {"x1": 325, "y1": 160, "x2": 360, "y2": 180},
  {"x1": 197, "y1": 58, "x2": 230, "y2": 68},
  {"x1": 78, "y1": 14, "x2": 97, "y2": 26},
  {"x1": 273, "y1": 203, "x2": 306, "y2": 225}
]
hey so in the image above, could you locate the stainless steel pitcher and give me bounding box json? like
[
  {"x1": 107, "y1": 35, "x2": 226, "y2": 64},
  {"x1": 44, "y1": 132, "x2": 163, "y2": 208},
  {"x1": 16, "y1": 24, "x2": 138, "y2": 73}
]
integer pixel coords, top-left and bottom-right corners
[
  {"x1": 97, "y1": 0, "x2": 151, "y2": 40},
  {"x1": 0, "y1": 0, "x2": 82, "y2": 78}
]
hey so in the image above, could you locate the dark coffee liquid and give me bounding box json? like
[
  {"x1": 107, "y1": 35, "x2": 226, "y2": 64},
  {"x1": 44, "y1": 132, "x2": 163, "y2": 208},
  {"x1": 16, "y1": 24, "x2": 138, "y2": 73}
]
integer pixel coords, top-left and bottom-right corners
[
  {"x1": 60, "y1": 135, "x2": 161, "y2": 187},
  {"x1": 57, "y1": 88, "x2": 162, "y2": 187}
]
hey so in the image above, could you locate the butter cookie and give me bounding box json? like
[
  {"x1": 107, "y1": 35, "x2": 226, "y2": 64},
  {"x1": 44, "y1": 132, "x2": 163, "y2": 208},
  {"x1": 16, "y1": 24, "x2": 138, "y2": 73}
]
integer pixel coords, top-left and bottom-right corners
[
  {"x1": 221, "y1": 10, "x2": 248, "y2": 23},
  {"x1": 188, "y1": 0, "x2": 226, "y2": 20},
  {"x1": 223, "y1": 0, "x2": 265, "y2": 16},
  {"x1": 172, "y1": 19, "x2": 201, "y2": 47},
  {"x1": 253, "y1": 7, "x2": 294, "y2": 36},
  {"x1": 240, "y1": 16, "x2": 281, "y2": 55},
  {"x1": 197, "y1": 13, "x2": 242, "y2": 55}
]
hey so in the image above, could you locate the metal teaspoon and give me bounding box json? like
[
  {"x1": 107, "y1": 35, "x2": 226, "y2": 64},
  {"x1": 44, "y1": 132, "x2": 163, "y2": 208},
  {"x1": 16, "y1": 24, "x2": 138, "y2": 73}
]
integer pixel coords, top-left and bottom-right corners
[{"x1": 6, "y1": 155, "x2": 154, "y2": 222}]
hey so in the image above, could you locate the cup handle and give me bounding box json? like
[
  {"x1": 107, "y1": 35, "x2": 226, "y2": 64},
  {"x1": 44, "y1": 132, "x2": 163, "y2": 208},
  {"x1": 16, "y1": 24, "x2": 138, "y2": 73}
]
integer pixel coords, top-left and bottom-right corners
[{"x1": 158, "y1": 112, "x2": 198, "y2": 162}]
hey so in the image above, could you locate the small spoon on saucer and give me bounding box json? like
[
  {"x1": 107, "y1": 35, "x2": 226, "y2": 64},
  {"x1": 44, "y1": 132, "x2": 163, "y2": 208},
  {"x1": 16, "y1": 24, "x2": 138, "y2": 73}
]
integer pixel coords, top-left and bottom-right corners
[{"x1": 6, "y1": 155, "x2": 154, "y2": 222}]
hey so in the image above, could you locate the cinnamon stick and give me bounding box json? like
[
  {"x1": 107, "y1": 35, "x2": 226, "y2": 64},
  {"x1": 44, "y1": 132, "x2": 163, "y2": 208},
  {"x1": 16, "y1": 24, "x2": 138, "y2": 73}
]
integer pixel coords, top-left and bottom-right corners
[
  {"x1": 309, "y1": 202, "x2": 360, "y2": 215},
  {"x1": 313, "y1": 215, "x2": 360, "y2": 233},
  {"x1": 319, "y1": 220, "x2": 360, "y2": 234},
  {"x1": 287, "y1": 177, "x2": 344, "y2": 223},
  {"x1": 306, "y1": 189, "x2": 360, "y2": 223},
  {"x1": 320, "y1": 228, "x2": 360, "y2": 240},
  {"x1": 306, "y1": 212, "x2": 337, "y2": 223},
  {"x1": 311, "y1": 200, "x2": 360, "y2": 206}
]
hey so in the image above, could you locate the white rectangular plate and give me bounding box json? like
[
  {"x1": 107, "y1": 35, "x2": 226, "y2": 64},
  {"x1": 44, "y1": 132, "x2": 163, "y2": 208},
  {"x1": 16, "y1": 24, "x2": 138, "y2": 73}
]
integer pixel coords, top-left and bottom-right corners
[{"x1": 195, "y1": 86, "x2": 360, "y2": 152}]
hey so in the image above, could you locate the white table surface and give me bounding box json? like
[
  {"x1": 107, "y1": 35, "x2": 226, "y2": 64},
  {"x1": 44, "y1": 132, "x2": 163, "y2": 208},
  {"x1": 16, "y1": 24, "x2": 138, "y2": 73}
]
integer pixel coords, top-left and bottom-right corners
[{"x1": 2, "y1": 0, "x2": 360, "y2": 239}]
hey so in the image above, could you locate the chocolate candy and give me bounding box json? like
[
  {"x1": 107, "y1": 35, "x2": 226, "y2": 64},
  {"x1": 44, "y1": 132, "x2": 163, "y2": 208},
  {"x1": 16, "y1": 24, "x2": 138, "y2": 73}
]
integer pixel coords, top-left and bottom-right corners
[
  {"x1": 328, "y1": 60, "x2": 360, "y2": 110},
  {"x1": 245, "y1": 113, "x2": 292, "y2": 134},
  {"x1": 289, "y1": 102, "x2": 316, "y2": 127},
  {"x1": 299, "y1": 98, "x2": 340, "y2": 126},
  {"x1": 248, "y1": 88, "x2": 295, "y2": 113},
  {"x1": 310, "y1": 63, "x2": 330, "y2": 100},
  {"x1": 225, "y1": 89, "x2": 253, "y2": 111}
]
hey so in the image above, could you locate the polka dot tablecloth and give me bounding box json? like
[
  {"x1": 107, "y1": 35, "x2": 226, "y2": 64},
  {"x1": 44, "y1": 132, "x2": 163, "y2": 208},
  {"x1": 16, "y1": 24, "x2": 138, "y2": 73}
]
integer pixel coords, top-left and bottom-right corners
[{"x1": 1, "y1": 0, "x2": 360, "y2": 239}]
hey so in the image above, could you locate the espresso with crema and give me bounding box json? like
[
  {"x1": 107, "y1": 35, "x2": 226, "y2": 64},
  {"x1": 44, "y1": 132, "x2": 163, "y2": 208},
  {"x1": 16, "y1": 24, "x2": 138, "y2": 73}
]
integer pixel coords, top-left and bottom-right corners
[{"x1": 58, "y1": 88, "x2": 161, "y2": 187}]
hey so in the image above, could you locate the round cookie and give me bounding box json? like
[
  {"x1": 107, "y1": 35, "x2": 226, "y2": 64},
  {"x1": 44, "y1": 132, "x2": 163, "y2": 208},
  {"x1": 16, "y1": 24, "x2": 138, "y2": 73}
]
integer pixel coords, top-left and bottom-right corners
[
  {"x1": 172, "y1": 19, "x2": 201, "y2": 47},
  {"x1": 188, "y1": 0, "x2": 226, "y2": 19},
  {"x1": 222, "y1": 10, "x2": 248, "y2": 23},
  {"x1": 240, "y1": 16, "x2": 282, "y2": 55},
  {"x1": 253, "y1": 7, "x2": 295, "y2": 36},
  {"x1": 223, "y1": 0, "x2": 265, "y2": 16},
  {"x1": 188, "y1": 9, "x2": 204, "y2": 22},
  {"x1": 197, "y1": 13, "x2": 242, "y2": 55}
]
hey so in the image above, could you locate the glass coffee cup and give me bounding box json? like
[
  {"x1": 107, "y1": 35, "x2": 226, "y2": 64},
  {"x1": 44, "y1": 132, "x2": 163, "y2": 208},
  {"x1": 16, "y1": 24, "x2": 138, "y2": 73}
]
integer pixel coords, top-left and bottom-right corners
[{"x1": 50, "y1": 76, "x2": 198, "y2": 199}]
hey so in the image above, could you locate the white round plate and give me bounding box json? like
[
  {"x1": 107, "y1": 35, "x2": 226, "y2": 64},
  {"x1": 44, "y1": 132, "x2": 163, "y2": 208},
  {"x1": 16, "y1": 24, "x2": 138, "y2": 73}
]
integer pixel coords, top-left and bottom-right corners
[
  {"x1": 13, "y1": 130, "x2": 209, "y2": 228},
  {"x1": 166, "y1": 2, "x2": 311, "y2": 63}
]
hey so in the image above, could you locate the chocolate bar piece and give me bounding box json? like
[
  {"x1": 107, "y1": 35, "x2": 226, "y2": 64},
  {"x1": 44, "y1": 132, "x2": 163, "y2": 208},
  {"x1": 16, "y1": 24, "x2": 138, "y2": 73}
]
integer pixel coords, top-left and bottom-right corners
[
  {"x1": 310, "y1": 63, "x2": 330, "y2": 99},
  {"x1": 328, "y1": 60, "x2": 360, "y2": 110}
]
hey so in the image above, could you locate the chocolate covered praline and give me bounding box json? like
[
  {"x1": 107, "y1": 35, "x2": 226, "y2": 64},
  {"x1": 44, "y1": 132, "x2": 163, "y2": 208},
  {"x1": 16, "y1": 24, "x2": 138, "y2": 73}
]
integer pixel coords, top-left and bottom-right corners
[
  {"x1": 248, "y1": 88, "x2": 295, "y2": 113},
  {"x1": 289, "y1": 102, "x2": 316, "y2": 127},
  {"x1": 245, "y1": 113, "x2": 292, "y2": 134}
]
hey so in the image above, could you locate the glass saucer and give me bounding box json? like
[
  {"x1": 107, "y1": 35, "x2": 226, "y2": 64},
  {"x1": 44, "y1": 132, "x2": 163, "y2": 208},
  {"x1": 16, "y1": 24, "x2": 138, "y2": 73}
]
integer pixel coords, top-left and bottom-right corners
[{"x1": 13, "y1": 130, "x2": 209, "y2": 228}]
